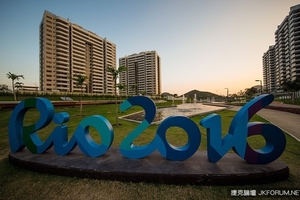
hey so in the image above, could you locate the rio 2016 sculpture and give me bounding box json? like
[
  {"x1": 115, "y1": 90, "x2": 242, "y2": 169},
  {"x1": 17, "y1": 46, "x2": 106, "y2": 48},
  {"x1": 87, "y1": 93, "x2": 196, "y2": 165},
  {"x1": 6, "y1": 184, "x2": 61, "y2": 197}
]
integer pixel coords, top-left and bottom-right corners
[{"x1": 8, "y1": 94, "x2": 286, "y2": 164}]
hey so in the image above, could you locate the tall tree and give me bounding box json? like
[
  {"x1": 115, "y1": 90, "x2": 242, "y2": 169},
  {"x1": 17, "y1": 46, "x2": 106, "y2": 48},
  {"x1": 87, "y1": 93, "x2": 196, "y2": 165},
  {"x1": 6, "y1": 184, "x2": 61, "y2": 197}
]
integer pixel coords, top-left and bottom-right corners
[
  {"x1": 294, "y1": 79, "x2": 300, "y2": 101},
  {"x1": 14, "y1": 82, "x2": 24, "y2": 89},
  {"x1": 130, "y1": 84, "x2": 138, "y2": 95},
  {"x1": 73, "y1": 74, "x2": 88, "y2": 116},
  {"x1": 6, "y1": 72, "x2": 24, "y2": 101},
  {"x1": 107, "y1": 66, "x2": 127, "y2": 126},
  {"x1": 0, "y1": 84, "x2": 9, "y2": 92},
  {"x1": 237, "y1": 90, "x2": 245, "y2": 102},
  {"x1": 280, "y1": 79, "x2": 290, "y2": 103},
  {"x1": 117, "y1": 83, "x2": 127, "y2": 98},
  {"x1": 245, "y1": 87, "x2": 258, "y2": 99},
  {"x1": 14, "y1": 82, "x2": 24, "y2": 101},
  {"x1": 281, "y1": 79, "x2": 300, "y2": 103}
]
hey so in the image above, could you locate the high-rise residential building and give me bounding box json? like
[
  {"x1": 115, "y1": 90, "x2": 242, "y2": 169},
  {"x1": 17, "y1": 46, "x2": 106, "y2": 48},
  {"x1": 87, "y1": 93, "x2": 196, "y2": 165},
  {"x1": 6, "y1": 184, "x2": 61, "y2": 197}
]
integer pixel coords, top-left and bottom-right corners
[
  {"x1": 274, "y1": 4, "x2": 300, "y2": 90},
  {"x1": 274, "y1": 15, "x2": 290, "y2": 89},
  {"x1": 119, "y1": 51, "x2": 161, "y2": 96},
  {"x1": 262, "y1": 4, "x2": 300, "y2": 92},
  {"x1": 39, "y1": 10, "x2": 116, "y2": 94},
  {"x1": 262, "y1": 45, "x2": 276, "y2": 93}
]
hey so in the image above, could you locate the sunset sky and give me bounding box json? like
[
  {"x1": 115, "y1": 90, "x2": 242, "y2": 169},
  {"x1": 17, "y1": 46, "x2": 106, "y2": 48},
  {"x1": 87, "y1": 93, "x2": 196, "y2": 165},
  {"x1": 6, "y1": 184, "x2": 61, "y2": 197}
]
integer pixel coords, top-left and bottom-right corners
[{"x1": 0, "y1": 0, "x2": 299, "y2": 96}]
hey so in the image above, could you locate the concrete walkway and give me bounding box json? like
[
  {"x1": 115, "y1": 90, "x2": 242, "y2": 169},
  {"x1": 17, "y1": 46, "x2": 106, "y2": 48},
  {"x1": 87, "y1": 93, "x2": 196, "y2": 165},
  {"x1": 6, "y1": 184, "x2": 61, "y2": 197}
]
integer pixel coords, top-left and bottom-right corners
[{"x1": 229, "y1": 106, "x2": 300, "y2": 142}]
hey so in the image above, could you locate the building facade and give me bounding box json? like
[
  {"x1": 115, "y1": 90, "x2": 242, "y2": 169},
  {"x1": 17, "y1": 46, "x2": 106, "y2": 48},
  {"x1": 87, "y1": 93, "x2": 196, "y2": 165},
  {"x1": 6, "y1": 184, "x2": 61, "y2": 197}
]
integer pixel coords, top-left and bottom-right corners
[
  {"x1": 119, "y1": 51, "x2": 161, "y2": 96},
  {"x1": 272, "y1": 4, "x2": 300, "y2": 92},
  {"x1": 262, "y1": 45, "x2": 276, "y2": 93},
  {"x1": 39, "y1": 10, "x2": 116, "y2": 94},
  {"x1": 262, "y1": 4, "x2": 300, "y2": 92}
]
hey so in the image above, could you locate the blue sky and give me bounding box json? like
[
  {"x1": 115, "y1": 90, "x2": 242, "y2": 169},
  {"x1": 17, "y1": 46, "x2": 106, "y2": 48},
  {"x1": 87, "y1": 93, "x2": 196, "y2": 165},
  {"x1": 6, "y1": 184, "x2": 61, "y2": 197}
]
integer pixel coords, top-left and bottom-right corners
[{"x1": 0, "y1": 0, "x2": 299, "y2": 96}]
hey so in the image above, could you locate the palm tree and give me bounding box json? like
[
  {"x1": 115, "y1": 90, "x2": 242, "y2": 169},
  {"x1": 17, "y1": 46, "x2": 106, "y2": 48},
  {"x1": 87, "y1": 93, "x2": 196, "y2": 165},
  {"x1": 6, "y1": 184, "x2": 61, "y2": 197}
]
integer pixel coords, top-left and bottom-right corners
[
  {"x1": 281, "y1": 78, "x2": 300, "y2": 103},
  {"x1": 14, "y1": 82, "x2": 24, "y2": 101},
  {"x1": 281, "y1": 79, "x2": 290, "y2": 102},
  {"x1": 116, "y1": 83, "x2": 127, "y2": 99},
  {"x1": 230, "y1": 93, "x2": 238, "y2": 102},
  {"x1": 245, "y1": 87, "x2": 258, "y2": 99},
  {"x1": 130, "y1": 84, "x2": 138, "y2": 95},
  {"x1": 294, "y1": 78, "x2": 300, "y2": 101},
  {"x1": 14, "y1": 82, "x2": 24, "y2": 89},
  {"x1": 237, "y1": 90, "x2": 245, "y2": 102},
  {"x1": 6, "y1": 72, "x2": 24, "y2": 101},
  {"x1": 107, "y1": 66, "x2": 127, "y2": 126},
  {"x1": 73, "y1": 74, "x2": 88, "y2": 116}
]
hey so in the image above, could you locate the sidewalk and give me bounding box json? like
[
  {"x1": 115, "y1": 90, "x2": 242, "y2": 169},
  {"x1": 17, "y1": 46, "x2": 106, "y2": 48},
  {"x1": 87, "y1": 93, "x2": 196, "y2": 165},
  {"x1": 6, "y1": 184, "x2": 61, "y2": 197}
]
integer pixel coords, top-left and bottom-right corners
[{"x1": 229, "y1": 106, "x2": 300, "y2": 142}]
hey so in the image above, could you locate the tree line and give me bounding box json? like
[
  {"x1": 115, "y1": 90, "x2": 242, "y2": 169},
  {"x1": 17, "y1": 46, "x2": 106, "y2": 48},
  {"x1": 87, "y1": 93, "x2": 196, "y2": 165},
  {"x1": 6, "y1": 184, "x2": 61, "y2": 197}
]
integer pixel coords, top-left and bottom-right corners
[{"x1": 229, "y1": 78, "x2": 300, "y2": 103}]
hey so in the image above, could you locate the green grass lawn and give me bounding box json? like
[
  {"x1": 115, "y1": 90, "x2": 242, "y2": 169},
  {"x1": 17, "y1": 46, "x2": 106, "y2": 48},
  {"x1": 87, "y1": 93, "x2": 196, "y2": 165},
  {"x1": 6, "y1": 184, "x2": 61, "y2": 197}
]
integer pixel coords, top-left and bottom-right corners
[{"x1": 0, "y1": 100, "x2": 300, "y2": 199}]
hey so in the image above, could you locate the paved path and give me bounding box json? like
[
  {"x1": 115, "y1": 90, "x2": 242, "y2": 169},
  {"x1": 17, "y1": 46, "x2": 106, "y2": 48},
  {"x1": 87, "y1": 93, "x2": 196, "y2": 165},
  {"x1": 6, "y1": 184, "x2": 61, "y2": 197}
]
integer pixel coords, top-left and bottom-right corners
[{"x1": 229, "y1": 106, "x2": 300, "y2": 142}]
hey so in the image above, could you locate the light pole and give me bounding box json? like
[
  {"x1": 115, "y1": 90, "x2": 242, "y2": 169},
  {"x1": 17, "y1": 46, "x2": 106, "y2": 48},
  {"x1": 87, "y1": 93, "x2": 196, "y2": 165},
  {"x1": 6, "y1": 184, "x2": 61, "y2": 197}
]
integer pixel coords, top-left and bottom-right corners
[
  {"x1": 255, "y1": 80, "x2": 262, "y2": 95},
  {"x1": 224, "y1": 88, "x2": 229, "y2": 102}
]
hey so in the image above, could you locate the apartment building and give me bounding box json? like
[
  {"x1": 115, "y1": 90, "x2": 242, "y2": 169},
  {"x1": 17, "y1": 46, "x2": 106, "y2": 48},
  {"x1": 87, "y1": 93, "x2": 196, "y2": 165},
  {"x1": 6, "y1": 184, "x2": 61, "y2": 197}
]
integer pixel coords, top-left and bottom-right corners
[
  {"x1": 262, "y1": 46, "x2": 276, "y2": 93},
  {"x1": 274, "y1": 4, "x2": 300, "y2": 90},
  {"x1": 262, "y1": 4, "x2": 300, "y2": 92},
  {"x1": 39, "y1": 10, "x2": 116, "y2": 94},
  {"x1": 119, "y1": 51, "x2": 161, "y2": 96}
]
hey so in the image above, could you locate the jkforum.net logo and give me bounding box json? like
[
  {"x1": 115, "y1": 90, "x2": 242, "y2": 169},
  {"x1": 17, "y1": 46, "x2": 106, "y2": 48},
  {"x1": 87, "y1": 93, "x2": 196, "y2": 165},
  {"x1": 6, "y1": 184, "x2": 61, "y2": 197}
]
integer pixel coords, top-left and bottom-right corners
[{"x1": 231, "y1": 189, "x2": 300, "y2": 197}]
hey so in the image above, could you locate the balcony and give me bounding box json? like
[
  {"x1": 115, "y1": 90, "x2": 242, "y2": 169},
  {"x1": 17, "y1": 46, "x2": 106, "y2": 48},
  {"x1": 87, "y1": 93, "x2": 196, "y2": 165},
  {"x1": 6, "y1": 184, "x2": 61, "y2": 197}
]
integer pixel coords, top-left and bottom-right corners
[
  {"x1": 73, "y1": 63, "x2": 86, "y2": 70},
  {"x1": 73, "y1": 43, "x2": 85, "y2": 51},
  {"x1": 294, "y1": 34, "x2": 300, "y2": 41},
  {"x1": 56, "y1": 46, "x2": 69, "y2": 53},
  {"x1": 91, "y1": 59, "x2": 101, "y2": 65},
  {"x1": 72, "y1": 35, "x2": 82, "y2": 42},
  {"x1": 56, "y1": 69, "x2": 68, "y2": 75},
  {"x1": 56, "y1": 59, "x2": 69, "y2": 65},
  {"x1": 56, "y1": 54, "x2": 68, "y2": 59},
  {"x1": 72, "y1": 69, "x2": 86, "y2": 75},
  {"x1": 56, "y1": 52, "x2": 68, "y2": 58},
  {"x1": 56, "y1": 30, "x2": 69, "y2": 38},
  {"x1": 73, "y1": 29, "x2": 88, "y2": 39},
  {"x1": 55, "y1": 77, "x2": 68, "y2": 82},
  {"x1": 291, "y1": 67, "x2": 299, "y2": 73},
  {"x1": 56, "y1": 24, "x2": 68, "y2": 32},
  {"x1": 56, "y1": 20, "x2": 69, "y2": 27},
  {"x1": 72, "y1": 47, "x2": 84, "y2": 55},
  {"x1": 72, "y1": 53, "x2": 85, "y2": 60},
  {"x1": 72, "y1": 59, "x2": 84, "y2": 66},
  {"x1": 92, "y1": 47, "x2": 102, "y2": 53},
  {"x1": 72, "y1": 45, "x2": 85, "y2": 54},
  {"x1": 89, "y1": 37, "x2": 102, "y2": 44},
  {"x1": 56, "y1": 38, "x2": 68, "y2": 46},
  {"x1": 92, "y1": 50, "x2": 101, "y2": 57}
]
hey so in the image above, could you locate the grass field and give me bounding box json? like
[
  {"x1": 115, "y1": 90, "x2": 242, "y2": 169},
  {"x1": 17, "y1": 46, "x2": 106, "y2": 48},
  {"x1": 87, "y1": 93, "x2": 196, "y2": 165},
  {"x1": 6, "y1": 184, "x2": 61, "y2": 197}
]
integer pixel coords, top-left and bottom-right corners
[{"x1": 1, "y1": 99, "x2": 300, "y2": 199}]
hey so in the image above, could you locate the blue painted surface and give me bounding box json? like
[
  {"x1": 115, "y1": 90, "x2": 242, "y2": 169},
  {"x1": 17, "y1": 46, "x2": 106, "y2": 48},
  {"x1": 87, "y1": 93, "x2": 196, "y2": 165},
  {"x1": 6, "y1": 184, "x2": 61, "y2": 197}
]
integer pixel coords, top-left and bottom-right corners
[
  {"x1": 8, "y1": 94, "x2": 286, "y2": 164},
  {"x1": 119, "y1": 96, "x2": 160, "y2": 159},
  {"x1": 200, "y1": 94, "x2": 286, "y2": 164}
]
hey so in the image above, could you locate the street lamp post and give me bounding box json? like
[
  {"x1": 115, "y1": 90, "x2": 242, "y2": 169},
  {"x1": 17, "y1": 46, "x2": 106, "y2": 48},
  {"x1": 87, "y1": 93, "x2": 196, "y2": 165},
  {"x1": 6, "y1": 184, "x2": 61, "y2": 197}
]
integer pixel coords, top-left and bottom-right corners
[
  {"x1": 255, "y1": 80, "x2": 262, "y2": 95},
  {"x1": 224, "y1": 88, "x2": 229, "y2": 102}
]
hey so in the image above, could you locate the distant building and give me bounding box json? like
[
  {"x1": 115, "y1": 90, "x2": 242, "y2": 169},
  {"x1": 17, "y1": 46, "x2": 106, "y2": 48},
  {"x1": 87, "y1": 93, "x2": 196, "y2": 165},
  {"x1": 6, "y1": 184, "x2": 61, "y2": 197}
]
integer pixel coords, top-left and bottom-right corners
[
  {"x1": 262, "y1": 45, "x2": 276, "y2": 93},
  {"x1": 39, "y1": 10, "x2": 116, "y2": 94},
  {"x1": 119, "y1": 51, "x2": 161, "y2": 96},
  {"x1": 19, "y1": 85, "x2": 39, "y2": 91}
]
